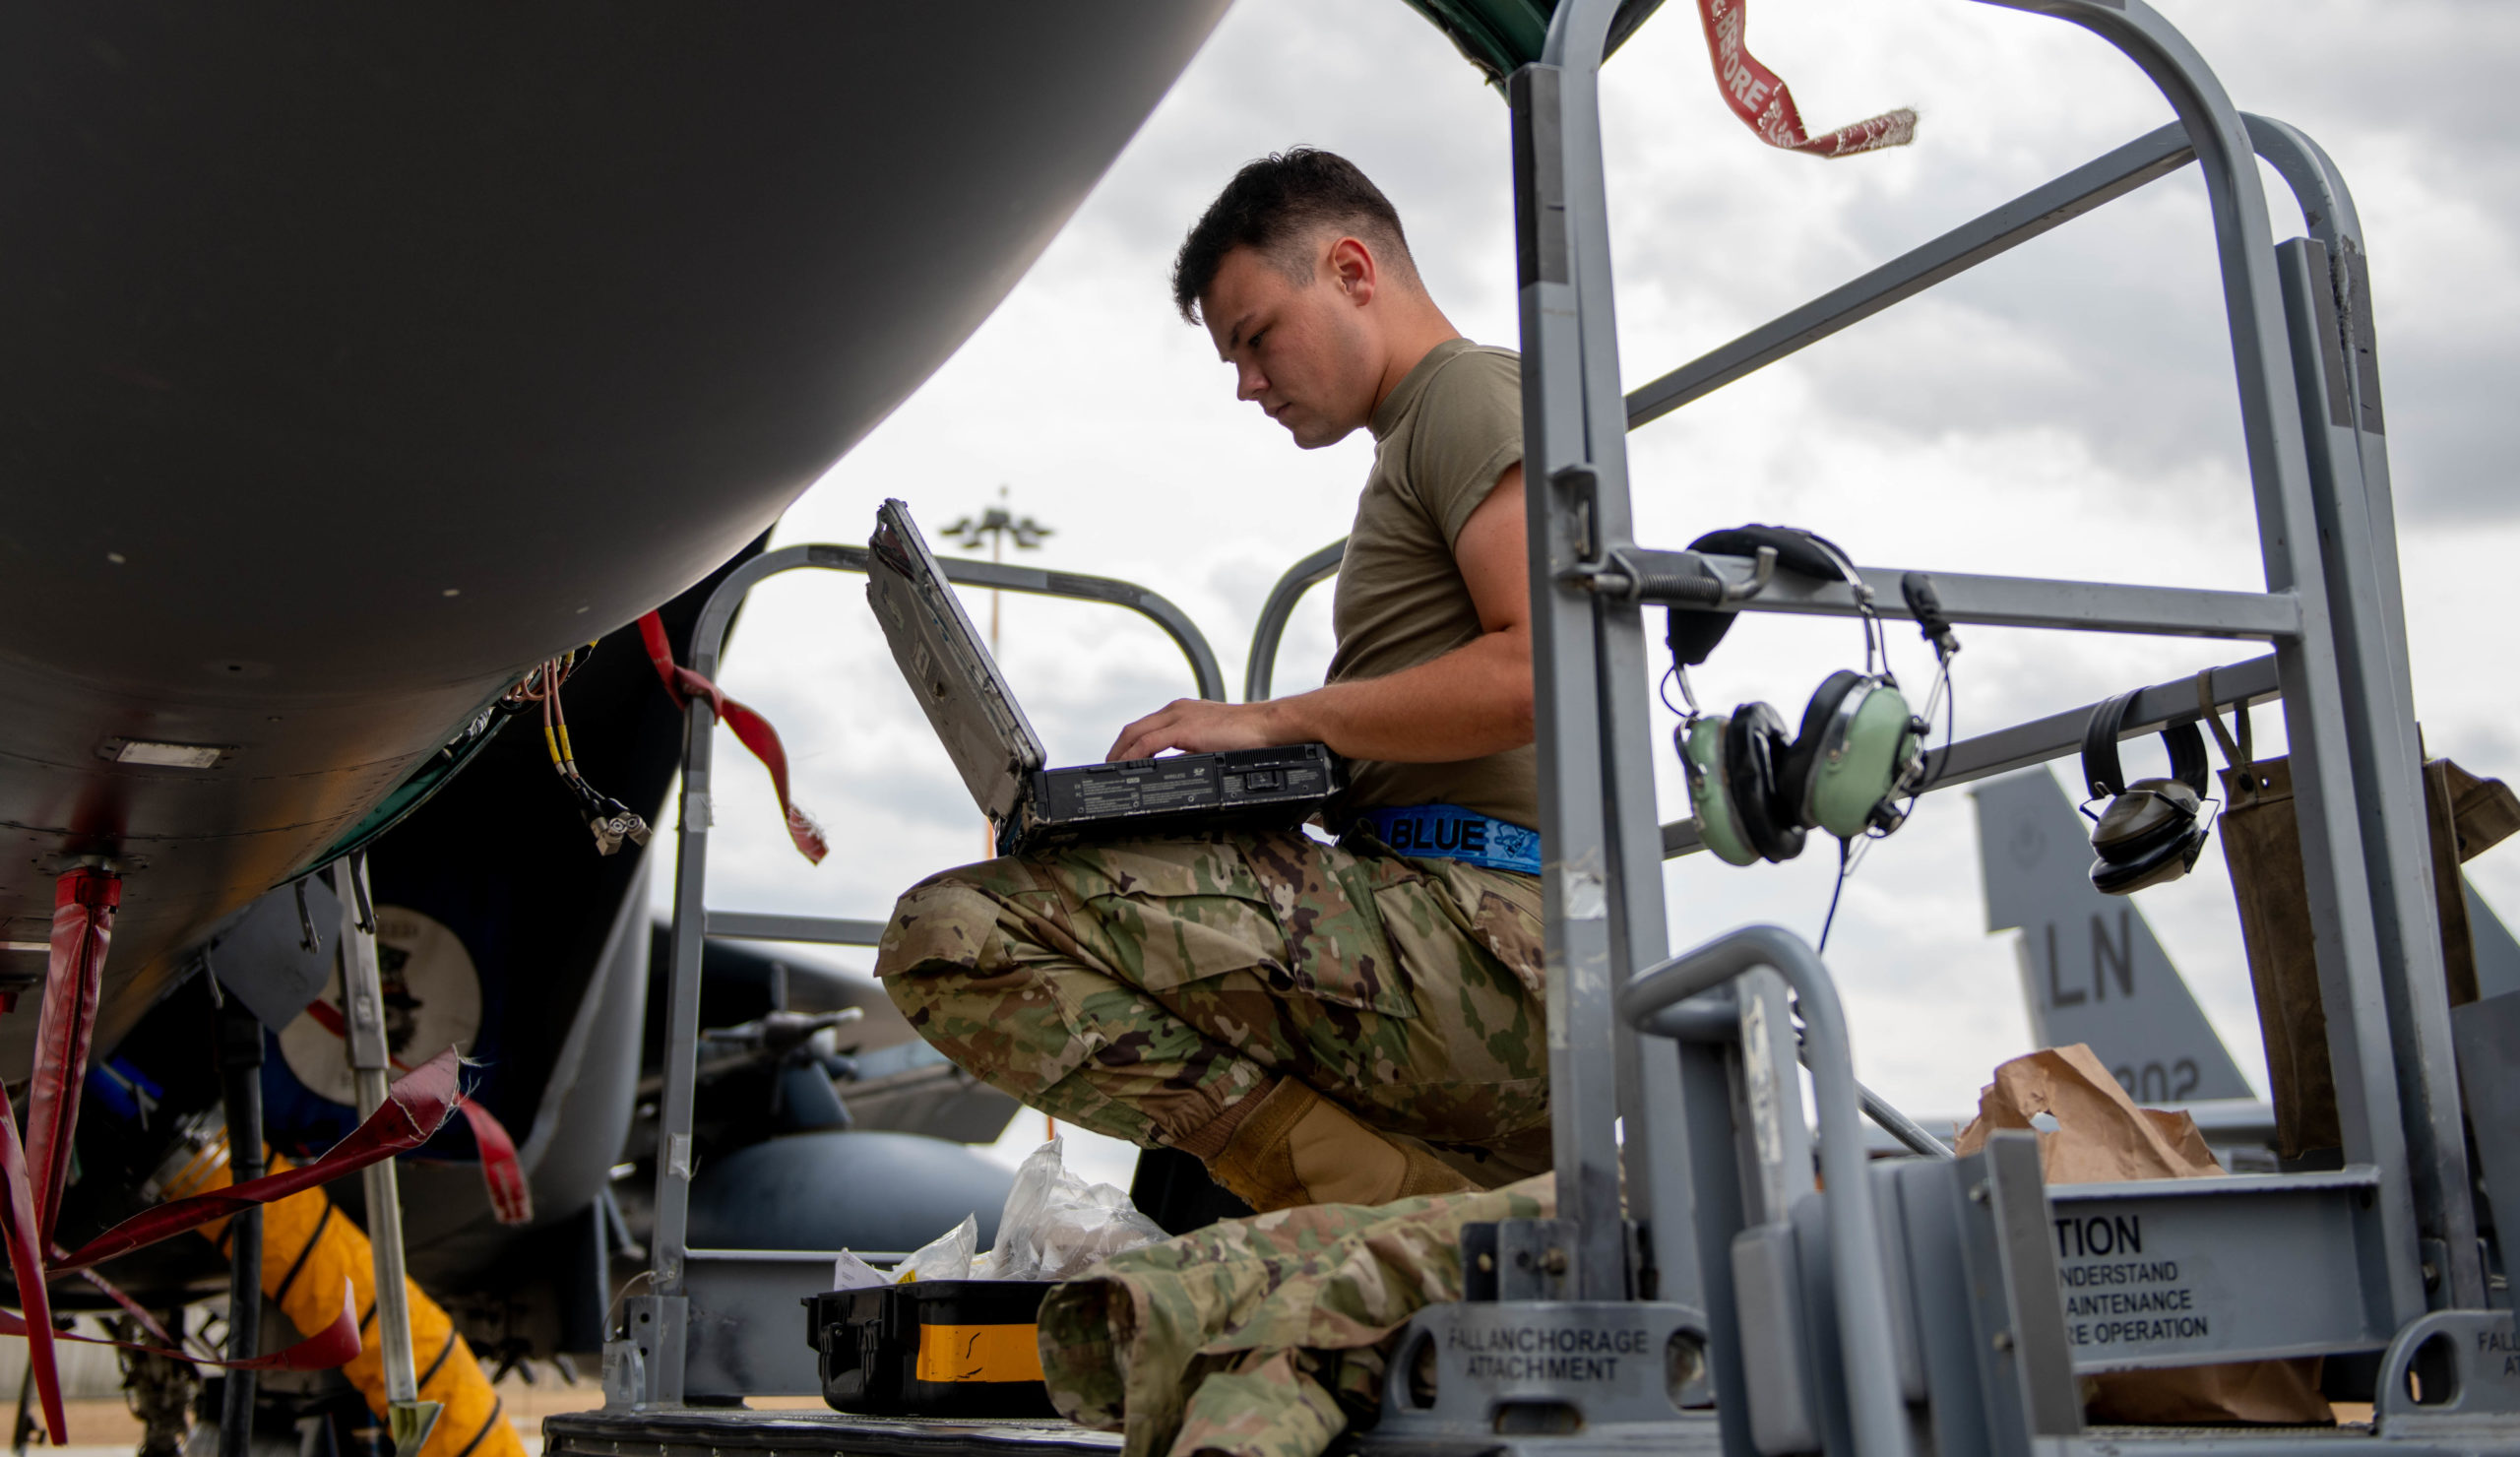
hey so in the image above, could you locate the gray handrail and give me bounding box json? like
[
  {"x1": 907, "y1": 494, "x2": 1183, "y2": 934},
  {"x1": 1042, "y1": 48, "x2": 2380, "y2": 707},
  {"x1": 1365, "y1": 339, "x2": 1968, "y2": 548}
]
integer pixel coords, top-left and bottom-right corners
[
  {"x1": 1985, "y1": 0, "x2": 2435, "y2": 1331},
  {"x1": 1856, "y1": 1080, "x2": 1954, "y2": 1161},
  {"x1": 2248, "y1": 115, "x2": 2362, "y2": 254},
  {"x1": 1621, "y1": 926, "x2": 1912, "y2": 1457},
  {"x1": 650, "y1": 538, "x2": 1227, "y2": 1333},
  {"x1": 688, "y1": 542, "x2": 1225, "y2": 700},
  {"x1": 1243, "y1": 539, "x2": 1345, "y2": 703},
  {"x1": 1615, "y1": 549, "x2": 2300, "y2": 640},
  {"x1": 2249, "y1": 116, "x2": 2477, "y2": 1309},
  {"x1": 1624, "y1": 122, "x2": 2194, "y2": 429},
  {"x1": 1528, "y1": 0, "x2": 1698, "y2": 1308},
  {"x1": 1626, "y1": 113, "x2": 2358, "y2": 435}
]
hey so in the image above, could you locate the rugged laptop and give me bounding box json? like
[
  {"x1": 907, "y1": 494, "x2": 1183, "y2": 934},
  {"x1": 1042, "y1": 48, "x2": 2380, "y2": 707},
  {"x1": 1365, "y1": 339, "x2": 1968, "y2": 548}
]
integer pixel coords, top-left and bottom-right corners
[{"x1": 865, "y1": 499, "x2": 1342, "y2": 854}]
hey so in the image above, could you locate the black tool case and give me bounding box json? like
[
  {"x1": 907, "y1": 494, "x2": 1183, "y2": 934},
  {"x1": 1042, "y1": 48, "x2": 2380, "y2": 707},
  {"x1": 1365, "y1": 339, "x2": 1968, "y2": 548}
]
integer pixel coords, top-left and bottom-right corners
[{"x1": 804, "y1": 1281, "x2": 1060, "y2": 1419}]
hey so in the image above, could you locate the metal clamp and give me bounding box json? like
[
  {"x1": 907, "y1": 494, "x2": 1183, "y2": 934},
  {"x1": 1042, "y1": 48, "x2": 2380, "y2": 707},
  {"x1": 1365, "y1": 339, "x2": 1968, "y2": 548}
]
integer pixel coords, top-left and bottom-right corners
[{"x1": 1564, "y1": 544, "x2": 1777, "y2": 604}]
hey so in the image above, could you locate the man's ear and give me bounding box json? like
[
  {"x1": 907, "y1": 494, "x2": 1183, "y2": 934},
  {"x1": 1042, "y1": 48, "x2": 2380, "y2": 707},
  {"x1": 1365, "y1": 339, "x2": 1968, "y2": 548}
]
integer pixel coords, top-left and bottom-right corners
[{"x1": 1327, "y1": 235, "x2": 1376, "y2": 306}]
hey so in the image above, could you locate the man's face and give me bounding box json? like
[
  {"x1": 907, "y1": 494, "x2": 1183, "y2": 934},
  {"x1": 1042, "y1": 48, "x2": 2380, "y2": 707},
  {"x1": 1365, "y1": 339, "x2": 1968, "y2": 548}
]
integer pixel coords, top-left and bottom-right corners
[{"x1": 1200, "y1": 240, "x2": 1379, "y2": 450}]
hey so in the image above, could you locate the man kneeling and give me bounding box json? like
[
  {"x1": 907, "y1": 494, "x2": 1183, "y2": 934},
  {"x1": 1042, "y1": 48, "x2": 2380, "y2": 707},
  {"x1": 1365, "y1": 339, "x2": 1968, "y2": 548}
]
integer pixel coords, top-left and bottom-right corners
[{"x1": 874, "y1": 150, "x2": 1547, "y2": 1212}]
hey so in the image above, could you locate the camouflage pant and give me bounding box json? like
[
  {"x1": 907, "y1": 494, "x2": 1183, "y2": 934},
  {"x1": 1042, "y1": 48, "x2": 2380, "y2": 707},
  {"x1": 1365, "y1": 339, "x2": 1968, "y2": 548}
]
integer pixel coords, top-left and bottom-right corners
[{"x1": 873, "y1": 830, "x2": 1551, "y2": 1180}]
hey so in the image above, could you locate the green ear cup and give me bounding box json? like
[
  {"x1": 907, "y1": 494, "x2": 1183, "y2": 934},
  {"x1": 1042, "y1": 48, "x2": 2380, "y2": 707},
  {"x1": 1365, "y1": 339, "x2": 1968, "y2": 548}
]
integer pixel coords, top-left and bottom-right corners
[
  {"x1": 1806, "y1": 679, "x2": 1921, "y2": 839},
  {"x1": 1680, "y1": 716, "x2": 1761, "y2": 867}
]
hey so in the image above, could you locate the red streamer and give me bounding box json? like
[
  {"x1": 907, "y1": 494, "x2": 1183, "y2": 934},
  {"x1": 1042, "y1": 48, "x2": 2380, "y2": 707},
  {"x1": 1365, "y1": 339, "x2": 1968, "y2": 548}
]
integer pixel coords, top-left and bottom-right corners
[
  {"x1": 298, "y1": 1002, "x2": 533, "y2": 1225},
  {"x1": 29, "y1": 868, "x2": 118, "y2": 1244},
  {"x1": 1696, "y1": 0, "x2": 1916, "y2": 158},
  {"x1": 638, "y1": 609, "x2": 826, "y2": 863},
  {"x1": 0, "y1": 1280, "x2": 360, "y2": 1372},
  {"x1": 65, "y1": 1256, "x2": 177, "y2": 1349},
  {"x1": 0, "y1": 1078, "x2": 65, "y2": 1445},
  {"x1": 461, "y1": 1096, "x2": 534, "y2": 1226},
  {"x1": 50, "y1": 1048, "x2": 463, "y2": 1276}
]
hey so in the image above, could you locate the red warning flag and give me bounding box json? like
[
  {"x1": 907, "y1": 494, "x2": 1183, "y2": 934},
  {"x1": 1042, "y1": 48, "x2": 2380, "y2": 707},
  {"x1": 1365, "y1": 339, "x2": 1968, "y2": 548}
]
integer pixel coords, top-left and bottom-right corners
[
  {"x1": 1696, "y1": 0, "x2": 1916, "y2": 158},
  {"x1": 50, "y1": 1048, "x2": 464, "y2": 1275},
  {"x1": 638, "y1": 609, "x2": 828, "y2": 864},
  {"x1": 0, "y1": 1073, "x2": 65, "y2": 1445},
  {"x1": 28, "y1": 869, "x2": 118, "y2": 1244},
  {"x1": 0, "y1": 1280, "x2": 362, "y2": 1373},
  {"x1": 297, "y1": 999, "x2": 534, "y2": 1226}
]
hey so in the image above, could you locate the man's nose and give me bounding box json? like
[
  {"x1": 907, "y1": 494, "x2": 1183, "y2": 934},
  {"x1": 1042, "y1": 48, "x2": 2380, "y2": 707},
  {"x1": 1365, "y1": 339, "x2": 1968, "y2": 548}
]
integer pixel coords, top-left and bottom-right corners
[{"x1": 1235, "y1": 361, "x2": 1267, "y2": 403}]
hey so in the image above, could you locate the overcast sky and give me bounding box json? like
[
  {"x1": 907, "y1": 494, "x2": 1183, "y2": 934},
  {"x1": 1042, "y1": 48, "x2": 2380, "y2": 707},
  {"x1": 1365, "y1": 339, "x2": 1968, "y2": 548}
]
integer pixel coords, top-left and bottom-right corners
[{"x1": 654, "y1": 0, "x2": 2520, "y2": 1184}]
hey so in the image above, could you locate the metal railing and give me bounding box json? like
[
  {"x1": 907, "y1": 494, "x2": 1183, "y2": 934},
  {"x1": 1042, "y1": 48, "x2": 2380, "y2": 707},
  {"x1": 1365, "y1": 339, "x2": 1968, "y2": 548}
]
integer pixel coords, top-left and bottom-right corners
[
  {"x1": 626, "y1": 540, "x2": 1224, "y2": 1404},
  {"x1": 1477, "y1": 0, "x2": 2476, "y2": 1448}
]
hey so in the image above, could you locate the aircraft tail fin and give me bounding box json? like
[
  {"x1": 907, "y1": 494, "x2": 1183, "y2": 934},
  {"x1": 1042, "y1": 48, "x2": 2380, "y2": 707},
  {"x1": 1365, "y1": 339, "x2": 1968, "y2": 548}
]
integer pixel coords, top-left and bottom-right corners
[
  {"x1": 1972, "y1": 768, "x2": 2256, "y2": 1105},
  {"x1": 2468, "y1": 878, "x2": 2520, "y2": 1002}
]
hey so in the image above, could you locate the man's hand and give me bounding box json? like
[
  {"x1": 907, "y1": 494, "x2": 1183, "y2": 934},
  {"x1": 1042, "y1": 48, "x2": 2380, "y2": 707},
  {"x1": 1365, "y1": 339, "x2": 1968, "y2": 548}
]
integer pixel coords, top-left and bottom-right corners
[{"x1": 1106, "y1": 699, "x2": 1292, "y2": 762}]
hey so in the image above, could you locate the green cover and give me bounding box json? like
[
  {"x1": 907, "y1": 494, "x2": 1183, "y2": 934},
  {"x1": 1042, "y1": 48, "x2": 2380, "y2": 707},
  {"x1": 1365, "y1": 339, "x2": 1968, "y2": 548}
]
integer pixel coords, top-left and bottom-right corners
[
  {"x1": 284, "y1": 700, "x2": 515, "y2": 880},
  {"x1": 1395, "y1": 0, "x2": 1667, "y2": 84}
]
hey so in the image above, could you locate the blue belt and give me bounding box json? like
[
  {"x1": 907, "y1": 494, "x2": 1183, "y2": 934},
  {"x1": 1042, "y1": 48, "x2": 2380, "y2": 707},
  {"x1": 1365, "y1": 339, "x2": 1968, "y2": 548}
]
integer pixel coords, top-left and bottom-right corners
[{"x1": 1356, "y1": 804, "x2": 1542, "y2": 875}]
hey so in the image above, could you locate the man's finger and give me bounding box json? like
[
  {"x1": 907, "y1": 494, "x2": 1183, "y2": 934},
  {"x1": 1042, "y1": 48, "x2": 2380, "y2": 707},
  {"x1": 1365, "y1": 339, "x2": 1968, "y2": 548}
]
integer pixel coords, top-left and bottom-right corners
[{"x1": 1106, "y1": 711, "x2": 1173, "y2": 762}]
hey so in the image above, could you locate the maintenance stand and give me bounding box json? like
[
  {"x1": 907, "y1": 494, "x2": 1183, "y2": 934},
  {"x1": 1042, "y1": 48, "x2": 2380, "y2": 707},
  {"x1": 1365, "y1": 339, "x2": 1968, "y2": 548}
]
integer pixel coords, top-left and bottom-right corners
[{"x1": 550, "y1": 2, "x2": 2520, "y2": 1455}]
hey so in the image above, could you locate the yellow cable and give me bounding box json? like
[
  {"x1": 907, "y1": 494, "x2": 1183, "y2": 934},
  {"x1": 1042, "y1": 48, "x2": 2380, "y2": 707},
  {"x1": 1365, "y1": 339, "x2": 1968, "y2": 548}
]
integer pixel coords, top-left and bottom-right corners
[{"x1": 180, "y1": 1146, "x2": 525, "y2": 1457}]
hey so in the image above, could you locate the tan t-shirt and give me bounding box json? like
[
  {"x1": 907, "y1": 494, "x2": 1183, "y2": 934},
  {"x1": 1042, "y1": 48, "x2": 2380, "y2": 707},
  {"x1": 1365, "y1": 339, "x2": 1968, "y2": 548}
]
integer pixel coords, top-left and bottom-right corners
[{"x1": 1325, "y1": 338, "x2": 1537, "y2": 830}]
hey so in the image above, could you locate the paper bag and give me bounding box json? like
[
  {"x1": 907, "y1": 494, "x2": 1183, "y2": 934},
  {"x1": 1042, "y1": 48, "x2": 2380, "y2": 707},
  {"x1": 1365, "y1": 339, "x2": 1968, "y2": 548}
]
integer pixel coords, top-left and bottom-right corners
[
  {"x1": 1957, "y1": 1044, "x2": 2332, "y2": 1425},
  {"x1": 1953, "y1": 1045, "x2": 2220, "y2": 1181}
]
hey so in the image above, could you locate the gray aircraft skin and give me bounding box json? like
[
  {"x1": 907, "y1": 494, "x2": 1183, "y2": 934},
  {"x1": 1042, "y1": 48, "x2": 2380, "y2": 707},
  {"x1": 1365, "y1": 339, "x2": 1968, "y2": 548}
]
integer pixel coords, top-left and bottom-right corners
[
  {"x1": 1971, "y1": 767, "x2": 2258, "y2": 1105},
  {"x1": 0, "y1": 3, "x2": 1231, "y2": 1074}
]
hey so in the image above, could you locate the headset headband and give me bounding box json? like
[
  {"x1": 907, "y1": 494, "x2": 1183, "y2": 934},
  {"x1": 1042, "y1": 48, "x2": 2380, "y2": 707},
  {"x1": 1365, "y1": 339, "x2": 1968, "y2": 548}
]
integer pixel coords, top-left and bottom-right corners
[
  {"x1": 1669, "y1": 525, "x2": 1864, "y2": 669},
  {"x1": 2080, "y1": 689, "x2": 2208, "y2": 799},
  {"x1": 1797, "y1": 532, "x2": 1884, "y2": 674}
]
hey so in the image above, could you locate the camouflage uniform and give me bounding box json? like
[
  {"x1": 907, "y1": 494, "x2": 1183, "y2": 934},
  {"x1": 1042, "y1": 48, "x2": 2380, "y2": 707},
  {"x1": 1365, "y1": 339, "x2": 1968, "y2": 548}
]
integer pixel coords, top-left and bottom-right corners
[
  {"x1": 1039, "y1": 1175, "x2": 1554, "y2": 1457},
  {"x1": 872, "y1": 829, "x2": 1550, "y2": 1182}
]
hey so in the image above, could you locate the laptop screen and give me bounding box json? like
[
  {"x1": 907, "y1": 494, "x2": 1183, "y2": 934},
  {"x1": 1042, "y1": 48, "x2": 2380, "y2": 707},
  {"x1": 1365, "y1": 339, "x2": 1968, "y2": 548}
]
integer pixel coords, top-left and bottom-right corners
[{"x1": 865, "y1": 499, "x2": 1046, "y2": 823}]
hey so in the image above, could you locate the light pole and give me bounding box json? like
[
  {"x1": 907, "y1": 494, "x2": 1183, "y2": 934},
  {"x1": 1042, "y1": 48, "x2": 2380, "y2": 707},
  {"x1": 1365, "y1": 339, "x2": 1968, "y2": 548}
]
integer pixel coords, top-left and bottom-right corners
[{"x1": 940, "y1": 486, "x2": 1052, "y2": 658}]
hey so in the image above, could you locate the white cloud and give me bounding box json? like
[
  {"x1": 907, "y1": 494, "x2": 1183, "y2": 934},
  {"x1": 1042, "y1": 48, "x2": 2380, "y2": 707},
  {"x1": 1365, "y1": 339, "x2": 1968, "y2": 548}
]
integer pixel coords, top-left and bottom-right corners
[{"x1": 658, "y1": 0, "x2": 2520, "y2": 1141}]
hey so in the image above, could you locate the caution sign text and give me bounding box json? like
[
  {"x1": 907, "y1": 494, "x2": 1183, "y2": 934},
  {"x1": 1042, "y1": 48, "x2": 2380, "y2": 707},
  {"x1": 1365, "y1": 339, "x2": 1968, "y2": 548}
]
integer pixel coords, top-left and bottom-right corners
[{"x1": 2054, "y1": 1213, "x2": 2213, "y2": 1349}]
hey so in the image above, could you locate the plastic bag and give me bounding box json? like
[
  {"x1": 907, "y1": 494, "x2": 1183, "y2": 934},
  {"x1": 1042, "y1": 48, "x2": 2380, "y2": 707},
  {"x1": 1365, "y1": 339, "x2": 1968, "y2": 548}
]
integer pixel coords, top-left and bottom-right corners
[
  {"x1": 892, "y1": 1213, "x2": 976, "y2": 1283},
  {"x1": 986, "y1": 1137, "x2": 1166, "y2": 1282},
  {"x1": 831, "y1": 1249, "x2": 888, "y2": 1292},
  {"x1": 888, "y1": 1138, "x2": 1166, "y2": 1286}
]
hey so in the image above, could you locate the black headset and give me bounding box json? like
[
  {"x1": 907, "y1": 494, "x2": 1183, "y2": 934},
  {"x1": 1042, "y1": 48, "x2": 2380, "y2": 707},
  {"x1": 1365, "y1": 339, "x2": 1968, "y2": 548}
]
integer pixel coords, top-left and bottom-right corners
[{"x1": 2078, "y1": 689, "x2": 2212, "y2": 895}]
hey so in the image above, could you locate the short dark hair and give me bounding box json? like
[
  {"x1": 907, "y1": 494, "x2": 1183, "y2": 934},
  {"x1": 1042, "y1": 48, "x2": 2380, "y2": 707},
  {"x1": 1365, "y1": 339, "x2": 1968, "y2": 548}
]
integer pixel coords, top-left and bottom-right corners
[{"x1": 1169, "y1": 148, "x2": 1416, "y2": 324}]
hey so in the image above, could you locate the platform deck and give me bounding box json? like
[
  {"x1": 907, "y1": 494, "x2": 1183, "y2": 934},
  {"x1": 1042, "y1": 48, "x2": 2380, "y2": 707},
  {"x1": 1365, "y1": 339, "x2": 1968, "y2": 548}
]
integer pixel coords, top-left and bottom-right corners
[{"x1": 544, "y1": 1409, "x2": 1121, "y2": 1457}]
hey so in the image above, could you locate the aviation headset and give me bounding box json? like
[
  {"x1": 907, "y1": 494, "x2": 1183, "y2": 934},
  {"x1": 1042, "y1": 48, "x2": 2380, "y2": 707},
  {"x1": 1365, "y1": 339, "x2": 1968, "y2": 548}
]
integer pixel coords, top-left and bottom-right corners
[
  {"x1": 1666, "y1": 528, "x2": 1957, "y2": 868},
  {"x1": 2075, "y1": 673, "x2": 2233, "y2": 895}
]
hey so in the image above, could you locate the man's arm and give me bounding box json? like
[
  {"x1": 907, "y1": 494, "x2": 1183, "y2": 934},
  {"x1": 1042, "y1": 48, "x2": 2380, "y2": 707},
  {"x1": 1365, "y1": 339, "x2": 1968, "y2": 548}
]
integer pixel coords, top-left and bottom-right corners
[{"x1": 1106, "y1": 467, "x2": 1532, "y2": 763}]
